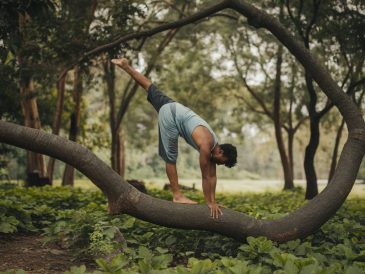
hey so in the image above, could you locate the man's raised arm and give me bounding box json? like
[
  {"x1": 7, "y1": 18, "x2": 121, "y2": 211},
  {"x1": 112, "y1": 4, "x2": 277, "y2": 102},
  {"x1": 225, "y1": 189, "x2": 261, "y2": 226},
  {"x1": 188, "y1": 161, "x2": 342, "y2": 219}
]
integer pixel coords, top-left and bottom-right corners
[{"x1": 111, "y1": 58, "x2": 151, "y2": 91}]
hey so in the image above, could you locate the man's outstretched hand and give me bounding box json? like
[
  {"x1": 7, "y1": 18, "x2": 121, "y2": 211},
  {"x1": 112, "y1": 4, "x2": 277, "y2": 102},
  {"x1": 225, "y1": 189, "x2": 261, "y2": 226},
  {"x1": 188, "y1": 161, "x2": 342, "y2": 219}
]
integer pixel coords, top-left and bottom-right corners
[
  {"x1": 111, "y1": 58, "x2": 129, "y2": 69},
  {"x1": 208, "y1": 202, "x2": 223, "y2": 219}
]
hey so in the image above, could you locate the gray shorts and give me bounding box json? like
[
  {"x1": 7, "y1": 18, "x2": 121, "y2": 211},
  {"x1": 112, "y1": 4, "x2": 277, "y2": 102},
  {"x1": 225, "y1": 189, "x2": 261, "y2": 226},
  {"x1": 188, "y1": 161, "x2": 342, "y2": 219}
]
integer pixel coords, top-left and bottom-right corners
[
  {"x1": 147, "y1": 84, "x2": 176, "y2": 163},
  {"x1": 147, "y1": 84, "x2": 174, "y2": 113}
]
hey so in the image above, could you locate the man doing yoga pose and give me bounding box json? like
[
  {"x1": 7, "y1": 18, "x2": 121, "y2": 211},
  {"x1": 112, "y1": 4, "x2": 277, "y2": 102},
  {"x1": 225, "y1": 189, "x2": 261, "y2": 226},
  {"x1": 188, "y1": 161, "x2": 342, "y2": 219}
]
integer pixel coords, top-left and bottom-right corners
[{"x1": 112, "y1": 58, "x2": 237, "y2": 219}]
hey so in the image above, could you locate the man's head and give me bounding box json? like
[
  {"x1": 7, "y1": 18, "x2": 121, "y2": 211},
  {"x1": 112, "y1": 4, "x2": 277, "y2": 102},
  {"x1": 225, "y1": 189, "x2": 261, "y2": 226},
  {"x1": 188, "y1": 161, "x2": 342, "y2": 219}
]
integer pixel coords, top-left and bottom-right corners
[{"x1": 211, "y1": 144, "x2": 237, "y2": 168}]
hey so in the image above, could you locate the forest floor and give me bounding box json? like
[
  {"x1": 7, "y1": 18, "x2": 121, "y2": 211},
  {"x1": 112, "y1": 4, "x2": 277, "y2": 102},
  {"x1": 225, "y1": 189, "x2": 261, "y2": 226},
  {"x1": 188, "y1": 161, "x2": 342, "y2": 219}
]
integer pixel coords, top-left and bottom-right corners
[{"x1": 0, "y1": 233, "x2": 95, "y2": 273}]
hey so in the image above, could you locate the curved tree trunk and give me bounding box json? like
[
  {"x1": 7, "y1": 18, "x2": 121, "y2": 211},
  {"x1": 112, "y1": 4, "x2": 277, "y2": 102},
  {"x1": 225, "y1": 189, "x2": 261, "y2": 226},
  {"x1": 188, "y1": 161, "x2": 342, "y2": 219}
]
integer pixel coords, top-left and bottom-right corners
[
  {"x1": 304, "y1": 114, "x2": 320, "y2": 199},
  {"x1": 0, "y1": 120, "x2": 363, "y2": 242},
  {"x1": 2, "y1": 0, "x2": 365, "y2": 243}
]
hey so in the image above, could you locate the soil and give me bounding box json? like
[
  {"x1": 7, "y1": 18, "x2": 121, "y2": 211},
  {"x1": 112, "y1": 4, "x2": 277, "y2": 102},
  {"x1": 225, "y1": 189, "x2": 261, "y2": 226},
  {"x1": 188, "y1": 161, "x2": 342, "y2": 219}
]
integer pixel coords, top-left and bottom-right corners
[{"x1": 0, "y1": 233, "x2": 95, "y2": 274}]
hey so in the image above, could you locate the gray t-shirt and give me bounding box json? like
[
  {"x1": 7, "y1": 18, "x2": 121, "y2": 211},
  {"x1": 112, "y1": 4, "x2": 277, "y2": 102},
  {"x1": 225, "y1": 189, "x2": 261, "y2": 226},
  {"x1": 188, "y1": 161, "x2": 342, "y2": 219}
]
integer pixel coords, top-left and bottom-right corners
[{"x1": 158, "y1": 102, "x2": 218, "y2": 163}]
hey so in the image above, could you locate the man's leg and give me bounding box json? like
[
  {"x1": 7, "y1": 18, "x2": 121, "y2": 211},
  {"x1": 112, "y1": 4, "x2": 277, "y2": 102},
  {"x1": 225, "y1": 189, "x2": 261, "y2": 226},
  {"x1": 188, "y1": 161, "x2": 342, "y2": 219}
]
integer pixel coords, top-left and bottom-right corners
[
  {"x1": 112, "y1": 58, "x2": 174, "y2": 113},
  {"x1": 166, "y1": 162, "x2": 197, "y2": 204},
  {"x1": 111, "y1": 58, "x2": 151, "y2": 91}
]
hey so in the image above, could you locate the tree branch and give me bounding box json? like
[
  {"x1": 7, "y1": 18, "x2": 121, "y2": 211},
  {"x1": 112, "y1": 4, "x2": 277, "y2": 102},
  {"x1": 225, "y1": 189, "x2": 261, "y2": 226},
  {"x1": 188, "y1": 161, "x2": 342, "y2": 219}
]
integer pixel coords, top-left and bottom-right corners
[{"x1": 58, "y1": 0, "x2": 231, "y2": 80}]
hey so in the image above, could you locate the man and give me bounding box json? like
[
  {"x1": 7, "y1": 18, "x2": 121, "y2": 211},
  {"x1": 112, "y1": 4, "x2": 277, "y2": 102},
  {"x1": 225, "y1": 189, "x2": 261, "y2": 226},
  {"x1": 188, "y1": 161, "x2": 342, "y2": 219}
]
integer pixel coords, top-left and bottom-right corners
[{"x1": 111, "y1": 58, "x2": 237, "y2": 219}]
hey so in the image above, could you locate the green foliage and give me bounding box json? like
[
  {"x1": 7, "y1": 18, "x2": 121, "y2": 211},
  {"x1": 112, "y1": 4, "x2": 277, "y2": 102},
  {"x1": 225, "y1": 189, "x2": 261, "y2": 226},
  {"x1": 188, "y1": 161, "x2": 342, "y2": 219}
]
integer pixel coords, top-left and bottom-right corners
[
  {"x1": 1, "y1": 184, "x2": 364, "y2": 273},
  {"x1": 0, "y1": 184, "x2": 106, "y2": 235}
]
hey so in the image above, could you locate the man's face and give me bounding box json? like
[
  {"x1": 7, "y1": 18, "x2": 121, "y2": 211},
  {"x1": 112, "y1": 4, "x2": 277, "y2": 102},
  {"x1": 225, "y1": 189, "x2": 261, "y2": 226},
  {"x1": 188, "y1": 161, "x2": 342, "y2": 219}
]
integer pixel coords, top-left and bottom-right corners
[{"x1": 211, "y1": 146, "x2": 227, "y2": 165}]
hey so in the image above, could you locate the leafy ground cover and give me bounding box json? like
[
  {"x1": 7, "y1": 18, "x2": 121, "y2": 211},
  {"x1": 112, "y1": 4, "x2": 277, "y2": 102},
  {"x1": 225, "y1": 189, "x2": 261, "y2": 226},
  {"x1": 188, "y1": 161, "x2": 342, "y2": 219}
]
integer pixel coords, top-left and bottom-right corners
[{"x1": 0, "y1": 183, "x2": 364, "y2": 273}]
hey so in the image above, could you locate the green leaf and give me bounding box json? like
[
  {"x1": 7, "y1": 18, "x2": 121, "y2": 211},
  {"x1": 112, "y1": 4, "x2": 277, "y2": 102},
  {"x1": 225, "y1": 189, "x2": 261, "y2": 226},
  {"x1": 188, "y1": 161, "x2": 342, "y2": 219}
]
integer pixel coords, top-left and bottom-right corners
[
  {"x1": 345, "y1": 265, "x2": 364, "y2": 274},
  {"x1": 139, "y1": 246, "x2": 152, "y2": 260},
  {"x1": 156, "y1": 247, "x2": 169, "y2": 254},
  {"x1": 0, "y1": 222, "x2": 17, "y2": 233},
  {"x1": 165, "y1": 235, "x2": 177, "y2": 245},
  {"x1": 284, "y1": 259, "x2": 299, "y2": 274},
  {"x1": 138, "y1": 260, "x2": 151, "y2": 274},
  {"x1": 121, "y1": 217, "x2": 135, "y2": 229}
]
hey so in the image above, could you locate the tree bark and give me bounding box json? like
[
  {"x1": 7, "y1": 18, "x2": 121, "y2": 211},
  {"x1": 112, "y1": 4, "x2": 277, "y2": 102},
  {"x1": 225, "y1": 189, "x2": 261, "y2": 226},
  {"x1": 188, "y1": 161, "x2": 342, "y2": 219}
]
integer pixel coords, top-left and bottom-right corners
[
  {"x1": 62, "y1": 66, "x2": 83, "y2": 186},
  {"x1": 19, "y1": 76, "x2": 46, "y2": 180},
  {"x1": 304, "y1": 115, "x2": 320, "y2": 199},
  {"x1": 328, "y1": 119, "x2": 345, "y2": 182},
  {"x1": 118, "y1": 130, "x2": 126, "y2": 179},
  {"x1": 47, "y1": 74, "x2": 67, "y2": 182},
  {"x1": 273, "y1": 45, "x2": 294, "y2": 190},
  {"x1": 103, "y1": 60, "x2": 118, "y2": 172},
  {"x1": 3, "y1": 0, "x2": 364, "y2": 243},
  {"x1": 287, "y1": 130, "x2": 295, "y2": 183}
]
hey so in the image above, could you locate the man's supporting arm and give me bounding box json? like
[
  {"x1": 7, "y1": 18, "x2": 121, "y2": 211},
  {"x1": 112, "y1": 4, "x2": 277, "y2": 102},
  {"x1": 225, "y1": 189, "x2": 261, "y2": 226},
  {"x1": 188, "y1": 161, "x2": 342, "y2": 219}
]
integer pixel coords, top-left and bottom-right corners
[
  {"x1": 199, "y1": 147, "x2": 222, "y2": 218},
  {"x1": 111, "y1": 58, "x2": 151, "y2": 91}
]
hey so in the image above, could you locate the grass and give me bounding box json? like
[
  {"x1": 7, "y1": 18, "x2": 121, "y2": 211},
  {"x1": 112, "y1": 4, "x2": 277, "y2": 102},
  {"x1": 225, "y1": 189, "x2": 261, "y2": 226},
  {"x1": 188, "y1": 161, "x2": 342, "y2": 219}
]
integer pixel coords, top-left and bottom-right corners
[
  {"x1": 47, "y1": 178, "x2": 365, "y2": 198},
  {"x1": 4, "y1": 176, "x2": 364, "y2": 198}
]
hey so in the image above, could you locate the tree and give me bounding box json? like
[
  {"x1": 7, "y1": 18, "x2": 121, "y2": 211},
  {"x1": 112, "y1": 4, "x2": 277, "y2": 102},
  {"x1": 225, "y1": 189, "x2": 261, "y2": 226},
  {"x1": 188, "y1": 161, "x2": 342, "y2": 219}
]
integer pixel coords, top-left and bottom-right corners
[
  {"x1": 225, "y1": 24, "x2": 306, "y2": 188},
  {"x1": 0, "y1": 0, "x2": 58, "y2": 185},
  {"x1": 285, "y1": 0, "x2": 365, "y2": 198},
  {"x1": 1, "y1": 0, "x2": 364, "y2": 242},
  {"x1": 46, "y1": 0, "x2": 143, "y2": 183}
]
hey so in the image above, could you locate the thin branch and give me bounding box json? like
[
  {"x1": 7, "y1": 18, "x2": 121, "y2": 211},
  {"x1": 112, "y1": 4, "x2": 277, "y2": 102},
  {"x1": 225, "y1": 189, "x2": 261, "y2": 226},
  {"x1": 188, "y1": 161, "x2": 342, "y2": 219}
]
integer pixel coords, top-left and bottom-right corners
[
  {"x1": 234, "y1": 94, "x2": 267, "y2": 116},
  {"x1": 293, "y1": 116, "x2": 308, "y2": 133},
  {"x1": 319, "y1": 76, "x2": 365, "y2": 119},
  {"x1": 58, "y1": 0, "x2": 230, "y2": 80},
  {"x1": 231, "y1": 47, "x2": 273, "y2": 119},
  {"x1": 287, "y1": 62, "x2": 296, "y2": 131},
  {"x1": 304, "y1": 0, "x2": 321, "y2": 41},
  {"x1": 208, "y1": 12, "x2": 239, "y2": 21},
  {"x1": 285, "y1": 0, "x2": 305, "y2": 40}
]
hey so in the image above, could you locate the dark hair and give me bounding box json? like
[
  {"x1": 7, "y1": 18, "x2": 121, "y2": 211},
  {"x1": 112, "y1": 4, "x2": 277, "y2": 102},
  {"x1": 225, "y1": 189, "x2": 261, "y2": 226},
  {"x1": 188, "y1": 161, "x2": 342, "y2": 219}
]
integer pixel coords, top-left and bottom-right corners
[{"x1": 220, "y1": 144, "x2": 237, "y2": 168}]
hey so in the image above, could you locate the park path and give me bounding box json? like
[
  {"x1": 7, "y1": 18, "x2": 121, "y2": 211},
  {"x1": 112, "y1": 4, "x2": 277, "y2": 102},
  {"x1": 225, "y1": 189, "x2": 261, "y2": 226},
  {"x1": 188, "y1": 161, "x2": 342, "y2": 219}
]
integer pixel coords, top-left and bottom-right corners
[{"x1": 0, "y1": 234, "x2": 94, "y2": 273}]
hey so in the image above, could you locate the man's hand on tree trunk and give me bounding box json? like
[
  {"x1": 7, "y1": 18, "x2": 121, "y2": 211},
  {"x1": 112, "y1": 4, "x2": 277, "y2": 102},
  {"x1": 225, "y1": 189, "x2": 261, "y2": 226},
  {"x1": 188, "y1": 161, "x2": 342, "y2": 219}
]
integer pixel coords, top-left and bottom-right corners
[{"x1": 208, "y1": 202, "x2": 223, "y2": 219}]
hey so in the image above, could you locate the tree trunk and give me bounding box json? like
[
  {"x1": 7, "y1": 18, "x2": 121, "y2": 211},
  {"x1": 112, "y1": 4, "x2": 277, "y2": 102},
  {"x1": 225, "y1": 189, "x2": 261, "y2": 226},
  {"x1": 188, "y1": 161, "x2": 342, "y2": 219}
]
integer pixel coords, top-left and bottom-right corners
[
  {"x1": 273, "y1": 45, "x2": 294, "y2": 190},
  {"x1": 4, "y1": 0, "x2": 364, "y2": 243},
  {"x1": 303, "y1": 71, "x2": 320, "y2": 199},
  {"x1": 1, "y1": 117, "x2": 364, "y2": 242},
  {"x1": 103, "y1": 60, "x2": 120, "y2": 174},
  {"x1": 304, "y1": 114, "x2": 320, "y2": 199},
  {"x1": 109, "y1": 129, "x2": 126, "y2": 178},
  {"x1": 47, "y1": 74, "x2": 67, "y2": 182},
  {"x1": 17, "y1": 13, "x2": 46, "y2": 185},
  {"x1": 19, "y1": 69, "x2": 46, "y2": 183},
  {"x1": 111, "y1": 131, "x2": 118, "y2": 172},
  {"x1": 328, "y1": 119, "x2": 345, "y2": 183},
  {"x1": 62, "y1": 66, "x2": 83, "y2": 186},
  {"x1": 287, "y1": 130, "x2": 295, "y2": 182},
  {"x1": 117, "y1": 130, "x2": 126, "y2": 179}
]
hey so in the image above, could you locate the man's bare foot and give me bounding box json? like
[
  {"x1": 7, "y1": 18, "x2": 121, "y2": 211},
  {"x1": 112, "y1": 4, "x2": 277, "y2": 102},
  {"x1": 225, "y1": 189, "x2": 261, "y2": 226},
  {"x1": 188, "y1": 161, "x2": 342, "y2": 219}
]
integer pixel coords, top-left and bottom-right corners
[
  {"x1": 173, "y1": 194, "x2": 198, "y2": 204},
  {"x1": 111, "y1": 58, "x2": 129, "y2": 69}
]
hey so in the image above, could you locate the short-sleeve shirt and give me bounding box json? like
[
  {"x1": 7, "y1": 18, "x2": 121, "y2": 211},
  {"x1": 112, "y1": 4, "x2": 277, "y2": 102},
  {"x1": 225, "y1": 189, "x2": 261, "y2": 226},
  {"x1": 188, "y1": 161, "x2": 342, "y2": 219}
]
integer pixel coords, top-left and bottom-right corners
[{"x1": 158, "y1": 102, "x2": 218, "y2": 163}]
